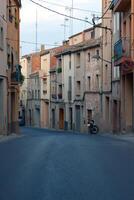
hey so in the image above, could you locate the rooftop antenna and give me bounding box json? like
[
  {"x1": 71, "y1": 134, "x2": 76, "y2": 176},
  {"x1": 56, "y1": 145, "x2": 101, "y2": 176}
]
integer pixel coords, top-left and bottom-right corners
[
  {"x1": 61, "y1": 18, "x2": 69, "y2": 40},
  {"x1": 85, "y1": 16, "x2": 88, "y2": 29},
  {"x1": 65, "y1": 7, "x2": 71, "y2": 36},
  {"x1": 35, "y1": 7, "x2": 38, "y2": 52},
  {"x1": 71, "y1": 0, "x2": 74, "y2": 35}
]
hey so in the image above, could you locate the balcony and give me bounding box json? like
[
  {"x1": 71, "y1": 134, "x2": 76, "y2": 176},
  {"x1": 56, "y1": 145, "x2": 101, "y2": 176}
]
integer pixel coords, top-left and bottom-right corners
[
  {"x1": 57, "y1": 67, "x2": 62, "y2": 73},
  {"x1": 58, "y1": 93, "x2": 62, "y2": 100},
  {"x1": 114, "y1": 37, "x2": 134, "y2": 70},
  {"x1": 113, "y1": 0, "x2": 131, "y2": 12},
  {"x1": 11, "y1": 64, "x2": 23, "y2": 85},
  {"x1": 51, "y1": 94, "x2": 57, "y2": 99}
]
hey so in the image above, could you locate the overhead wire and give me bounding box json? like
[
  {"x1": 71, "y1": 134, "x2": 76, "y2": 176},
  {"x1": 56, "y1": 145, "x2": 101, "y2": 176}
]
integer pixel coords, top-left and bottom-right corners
[
  {"x1": 6, "y1": 38, "x2": 61, "y2": 46},
  {"x1": 29, "y1": 0, "x2": 93, "y2": 25},
  {"x1": 37, "y1": 0, "x2": 101, "y2": 14},
  {"x1": 98, "y1": 2, "x2": 112, "y2": 19},
  {"x1": 0, "y1": 14, "x2": 7, "y2": 23}
]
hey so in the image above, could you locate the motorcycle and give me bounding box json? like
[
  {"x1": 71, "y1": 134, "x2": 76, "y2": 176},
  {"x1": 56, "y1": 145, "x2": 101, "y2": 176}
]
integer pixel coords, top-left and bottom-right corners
[{"x1": 87, "y1": 120, "x2": 99, "y2": 134}]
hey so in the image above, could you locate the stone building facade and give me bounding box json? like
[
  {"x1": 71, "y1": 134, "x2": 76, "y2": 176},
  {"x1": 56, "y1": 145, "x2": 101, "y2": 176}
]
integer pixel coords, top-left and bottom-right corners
[{"x1": 0, "y1": 0, "x2": 21, "y2": 135}]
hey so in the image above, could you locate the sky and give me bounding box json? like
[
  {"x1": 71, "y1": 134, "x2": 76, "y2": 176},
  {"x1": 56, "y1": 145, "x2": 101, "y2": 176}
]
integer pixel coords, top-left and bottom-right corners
[{"x1": 20, "y1": 0, "x2": 102, "y2": 56}]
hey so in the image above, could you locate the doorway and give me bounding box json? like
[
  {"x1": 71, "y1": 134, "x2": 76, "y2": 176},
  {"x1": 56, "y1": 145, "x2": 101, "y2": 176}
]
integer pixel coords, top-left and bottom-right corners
[
  {"x1": 69, "y1": 107, "x2": 73, "y2": 130},
  {"x1": 59, "y1": 108, "x2": 64, "y2": 129},
  {"x1": 75, "y1": 105, "x2": 81, "y2": 132}
]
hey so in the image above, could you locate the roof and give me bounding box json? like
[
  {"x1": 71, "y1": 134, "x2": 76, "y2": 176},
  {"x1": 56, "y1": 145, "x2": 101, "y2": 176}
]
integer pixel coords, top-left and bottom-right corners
[
  {"x1": 55, "y1": 37, "x2": 102, "y2": 57},
  {"x1": 40, "y1": 45, "x2": 68, "y2": 57},
  {"x1": 69, "y1": 31, "x2": 83, "y2": 39},
  {"x1": 21, "y1": 51, "x2": 41, "y2": 59},
  {"x1": 84, "y1": 23, "x2": 102, "y2": 33},
  {"x1": 69, "y1": 23, "x2": 102, "y2": 38}
]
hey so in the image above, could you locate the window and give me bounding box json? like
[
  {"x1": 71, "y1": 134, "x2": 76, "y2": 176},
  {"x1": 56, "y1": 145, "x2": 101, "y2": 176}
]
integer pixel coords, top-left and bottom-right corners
[
  {"x1": 114, "y1": 66, "x2": 120, "y2": 79},
  {"x1": 38, "y1": 90, "x2": 40, "y2": 99},
  {"x1": 96, "y1": 49, "x2": 99, "y2": 57},
  {"x1": 11, "y1": 52, "x2": 14, "y2": 71},
  {"x1": 14, "y1": 8, "x2": 18, "y2": 28},
  {"x1": 0, "y1": 27, "x2": 4, "y2": 50},
  {"x1": 9, "y1": 0, "x2": 13, "y2": 22},
  {"x1": 88, "y1": 52, "x2": 90, "y2": 62},
  {"x1": 76, "y1": 81, "x2": 81, "y2": 95},
  {"x1": 123, "y1": 21, "x2": 126, "y2": 38},
  {"x1": 88, "y1": 76, "x2": 91, "y2": 90},
  {"x1": 35, "y1": 90, "x2": 37, "y2": 99},
  {"x1": 58, "y1": 85, "x2": 62, "y2": 99},
  {"x1": 32, "y1": 90, "x2": 34, "y2": 99},
  {"x1": 68, "y1": 76, "x2": 72, "y2": 101},
  {"x1": 87, "y1": 109, "x2": 92, "y2": 123},
  {"x1": 68, "y1": 76, "x2": 72, "y2": 91},
  {"x1": 76, "y1": 52, "x2": 80, "y2": 67},
  {"x1": 96, "y1": 74, "x2": 99, "y2": 89},
  {"x1": 91, "y1": 30, "x2": 95, "y2": 39},
  {"x1": 105, "y1": 96, "x2": 110, "y2": 121},
  {"x1": 69, "y1": 54, "x2": 71, "y2": 69},
  {"x1": 7, "y1": 54, "x2": 10, "y2": 67},
  {"x1": 105, "y1": 64, "x2": 108, "y2": 83},
  {"x1": 58, "y1": 58, "x2": 62, "y2": 67}
]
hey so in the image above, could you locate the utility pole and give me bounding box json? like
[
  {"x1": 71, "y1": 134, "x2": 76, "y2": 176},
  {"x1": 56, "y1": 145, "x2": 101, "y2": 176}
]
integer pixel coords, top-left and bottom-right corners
[
  {"x1": 35, "y1": 8, "x2": 38, "y2": 52},
  {"x1": 65, "y1": 7, "x2": 71, "y2": 36},
  {"x1": 61, "y1": 18, "x2": 69, "y2": 40},
  {"x1": 71, "y1": 0, "x2": 74, "y2": 35},
  {"x1": 84, "y1": 16, "x2": 88, "y2": 29}
]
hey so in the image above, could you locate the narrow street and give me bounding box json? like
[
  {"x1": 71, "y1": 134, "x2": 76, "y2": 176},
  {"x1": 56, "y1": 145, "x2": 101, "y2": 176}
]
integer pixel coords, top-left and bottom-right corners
[{"x1": 0, "y1": 127, "x2": 134, "y2": 200}]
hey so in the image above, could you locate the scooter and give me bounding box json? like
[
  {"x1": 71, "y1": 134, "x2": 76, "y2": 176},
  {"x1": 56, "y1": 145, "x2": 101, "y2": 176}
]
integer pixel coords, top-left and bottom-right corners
[{"x1": 88, "y1": 120, "x2": 99, "y2": 134}]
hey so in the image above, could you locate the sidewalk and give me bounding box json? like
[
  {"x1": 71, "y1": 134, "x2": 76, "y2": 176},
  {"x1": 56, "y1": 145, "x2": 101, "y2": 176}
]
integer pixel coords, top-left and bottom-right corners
[
  {"x1": 101, "y1": 132, "x2": 134, "y2": 143},
  {"x1": 0, "y1": 133, "x2": 21, "y2": 143}
]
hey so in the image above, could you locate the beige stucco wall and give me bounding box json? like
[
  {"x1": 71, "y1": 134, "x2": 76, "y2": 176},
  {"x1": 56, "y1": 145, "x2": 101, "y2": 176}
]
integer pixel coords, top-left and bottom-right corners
[
  {"x1": 41, "y1": 53, "x2": 50, "y2": 100},
  {"x1": 20, "y1": 57, "x2": 28, "y2": 107},
  {"x1": 84, "y1": 27, "x2": 102, "y2": 41},
  {"x1": 69, "y1": 32, "x2": 84, "y2": 45}
]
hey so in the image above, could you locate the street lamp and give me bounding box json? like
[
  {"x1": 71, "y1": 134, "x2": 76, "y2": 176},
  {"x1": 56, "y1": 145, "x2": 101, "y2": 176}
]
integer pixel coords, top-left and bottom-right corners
[{"x1": 92, "y1": 55, "x2": 112, "y2": 64}]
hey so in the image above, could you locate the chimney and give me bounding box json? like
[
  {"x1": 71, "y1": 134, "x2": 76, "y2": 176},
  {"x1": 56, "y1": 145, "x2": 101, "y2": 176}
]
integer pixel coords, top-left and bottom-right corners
[{"x1": 41, "y1": 44, "x2": 45, "y2": 52}]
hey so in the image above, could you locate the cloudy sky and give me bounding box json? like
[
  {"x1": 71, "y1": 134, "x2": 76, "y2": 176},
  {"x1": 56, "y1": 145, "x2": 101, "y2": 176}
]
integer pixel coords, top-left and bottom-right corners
[{"x1": 20, "y1": 0, "x2": 102, "y2": 56}]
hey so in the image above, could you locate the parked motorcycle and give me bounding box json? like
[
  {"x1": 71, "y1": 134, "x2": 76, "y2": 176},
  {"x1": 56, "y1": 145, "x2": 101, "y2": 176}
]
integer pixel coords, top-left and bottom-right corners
[{"x1": 87, "y1": 120, "x2": 99, "y2": 134}]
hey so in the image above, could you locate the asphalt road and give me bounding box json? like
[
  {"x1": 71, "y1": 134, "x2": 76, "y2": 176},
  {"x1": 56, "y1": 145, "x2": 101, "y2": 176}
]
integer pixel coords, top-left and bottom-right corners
[{"x1": 0, "y1": 127, "x2": 134, "y2": 200}]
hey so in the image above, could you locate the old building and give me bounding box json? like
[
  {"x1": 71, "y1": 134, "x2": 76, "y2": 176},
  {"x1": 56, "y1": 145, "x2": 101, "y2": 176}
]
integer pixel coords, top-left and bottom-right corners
[
  {"x1": 101, "y1": 0, "x2": 113, "y2": 132},
  {"x1": 40, "y1": 46, "x2": 66, "y2": 129},
  {"x1": 0, "y1": 0, "x2": 21, "y2": 135},
  {"x1": 7, "y1": 0, "x2": 21, "y2": 134},
  {"x1": 111, "y1": 0, "x2": 134, "y2": 132},
  {"x1": 0, "y1": 0, "x2": 8, "y2": 135},
  {"x1": 53, "y1": 27, "x2": 102, "y2": 132},
  {"x1": 20, "y1": 52, "x2": 41, "y2": 127}
]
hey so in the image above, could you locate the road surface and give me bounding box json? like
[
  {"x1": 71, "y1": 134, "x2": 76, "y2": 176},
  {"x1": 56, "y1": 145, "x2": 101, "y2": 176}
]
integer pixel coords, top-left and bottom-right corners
[{"x1": 0, "y1": 127, "x2": 134, "y2": 200}]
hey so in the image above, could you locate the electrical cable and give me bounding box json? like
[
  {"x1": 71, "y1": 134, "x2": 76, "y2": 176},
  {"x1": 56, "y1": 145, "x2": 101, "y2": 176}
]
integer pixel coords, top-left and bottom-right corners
[
  {"x1": 29, "y1": 0, "x2": 93, "y2": 25},
  {"x1": 37, "y1": 0, "x2": 101, "y2": 14},
  {"x1": 0, "y1": 14, "x2": 7, "y2": 23},
  {"x1": 6, "y1": 38, "x2": 61, "y2": 46},
  {"x1": 98, "y1": 2, "x2": 112, "y2": 19}
]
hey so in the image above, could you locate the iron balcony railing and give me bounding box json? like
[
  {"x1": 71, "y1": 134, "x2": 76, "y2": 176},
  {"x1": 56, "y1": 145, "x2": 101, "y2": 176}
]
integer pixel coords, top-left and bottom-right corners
[
  {"x1": 114, "y1": 37, "x2": 131, "y2": 63},
  {"x1": 11, "y1": 64, "x2": 22, "y2": 84},
  {"x1": 58, "y1": 93, "x2": 62, "y2": 99},
  {"x1": 51, "y1": 94, "x2": 57, "y2": 99}
]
